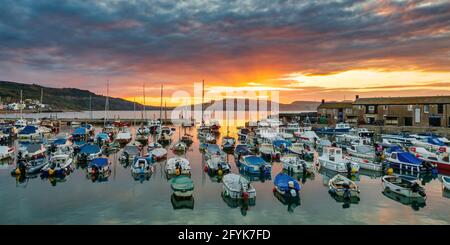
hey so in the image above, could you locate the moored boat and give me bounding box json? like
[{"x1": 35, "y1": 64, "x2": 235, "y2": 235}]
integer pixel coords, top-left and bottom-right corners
[
  {"x1": 0, "y1": 146, "x2": 15, "y2": 160},
  {"x1": 119, "y1": 145, "x2": 141, "y2": 163},
  {"x1": 205, "y1": 156, "x2": 231, "y2": 176},
  {"x1": 222, "y1": 173, "x2": 256, "y2": 200},
  {"x1": 131, "y1": 156, "x2": 152, "y2": 175},
  {"x1": 165, "y1": 156, "x2": 191, "y2": 177},
  {"x1": 170, "y1": 176, "x2": 194, "y2": 197},
  {"x1": 318, "y1": 147, "x2": 359, "y2": 173},
  {"x1": 328, "y1": 174, "x2": 360, "y2": 199},
  {"x1": 273, "y1": 173, "x2": 301, "y2": 198},
  {"x1": 87, "y1": 157, "x2": 111, "y2": 176},
  {"x1": 381, "y1": 175, "x2": 426, "y2": 198},
  {"x1": 281, "y1": 154, "x2": 314, "y2": 174},
  {"x1": 238, "y1": 155, "x2": 271, "y2": 176},
  {"x1": 149, "y1": 147, "x2": 168, "y2": 161}
]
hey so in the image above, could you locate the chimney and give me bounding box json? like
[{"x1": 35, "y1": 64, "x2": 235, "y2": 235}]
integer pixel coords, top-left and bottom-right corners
[
  {"x1": 321, "y1": 99, "x2": 325, "y2": 104},
  {"x1": 355, "y1": 95, "x2": 359, "y2": 100}
]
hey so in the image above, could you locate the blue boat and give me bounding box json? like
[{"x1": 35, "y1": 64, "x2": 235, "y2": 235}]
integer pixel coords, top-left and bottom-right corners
[
  {"x1": 385, "y1": 148, "x2": 436, "y2": 173},
  {"x1": 78, "y1": 144, "x2": 102, "y2": 161},
  {"x1": 238, "y1": 155, "x2": 271, "y2": 176},
  {"x1": 87, "y1": 157, "x2": 110, "y2": 175},
  {"x1": 72, "y1": 127, "x2": 90, "y2": 141},
  {"x1": 272, "y1": 139, "x2": 292, "y2": 153},
  {"x1": 273, "y1": 173, "x2": 301, "y2": 197}
]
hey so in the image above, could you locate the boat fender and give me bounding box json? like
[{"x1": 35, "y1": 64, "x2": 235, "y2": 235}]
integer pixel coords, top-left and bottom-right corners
[
  {"x1": 387, "y1": 168, "x2": 394, "y2": 175},
  {"x1": 218, "y1": 169, "x2": 223, "y2": 176},
  {"x1": 272, "y1": 187, "x2": 276, "y2": 193},
  {"x1": 203, "y1": 166, "x2": 208, "y2": 172},
  {"x1": 15, "y1": 168, "x2": 21, "y2": 175},
  {"x1": 48, "y1": 168, "x2": 55, "y2": 176},
  {"x1": 242, "y1": 192, "x2": 249, "y2": 200}
]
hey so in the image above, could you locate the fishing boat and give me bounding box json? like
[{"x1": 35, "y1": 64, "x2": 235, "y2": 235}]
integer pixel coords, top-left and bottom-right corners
[
  {"x1": 119, "y1": 145, "x2": 141, "y2": 163},
  {"x1": 318, "y1": 147, "x2": 359, "y2": 173},
  {"x1": 273, "y1": 173, "x2": 301, "y2": 198},
  {"x1": 95, "y1": 132, "x2": 111, "y2": 146},
  {"x1": 102, "y1": 123, "x2": 118, "y2": 139},
  {"x1": 78, "y1": 144, "x2": 102, "y2": 162},
  {"x1": 149, "y1": 147, "x2": 168, "y2": 161},
  {"x1": 11, "y1": 158, "x2": 47, "y2": 176},
  {"x1": 442, "y1": 176, "x2": 450, "y2": 191},
  {"x1": 281, "y1": 154, "x2": 314, "y2": 174},
  {"x1": 234, "y1": 144, "x2": 252, "y2": 159},
  {"x1": 409, "y1": 146, "x2": 437, "y2": 159},
  {"x1": 222, "y1": 136, "x2": 236, "y2": 151},
  {"x1": 165, "y1": 157, "x2": 191, "y2": 176},
  {"x1": 345, "y1": 155, "x2": 383, "y2": 172},
  {"x1": 17, "y1": 125, "x2": 41, "y2": 142},
  {"x1": 328, "y1": 174, "x2": 360, "y2": 199},
  {"x1": 346, "y1": 145, "x2": 376, "y2": 160},
  {"x1": 205, "y1": 144, "x2": 225, "y2": 160},
  {"x1": 238, "y1": 155, "x2": 271, "y2": 176},
  {"x1": 14, "y1": 118, "x2": 28, "y2": 130},
  {"x1": 222, "y1": 173, "x2": 256, "y2": 200},
  {"x1": 205, "y1": 156, "x2": 231, "y2": 176},
  {"x1": 170, "y1": 176, "x2": 194, "y2": 197},
  {"x1": 115, "y1": 127, "x2": 132, "y2": 145},
  {"x1": 131, "y1": 156, "x2": 152, "y2": 175},
  {"x1": 259, "y1": 143, "x2": 278, "y2": 162},
  {"x1": 172, "y1": 141, "x2": 187, "y2": 153},
  {"x1": 87, "y1": 157, "x2": 111, "y2": 176},
  {"x1": 0, "y1": 146, "x2": 14, "y2": 160},
  {"x1": 384, "y1": 148, "x2": 436, "y2": 173},
  {"x1": 317, "y1": 123, "x2": 352, "y2": 134},
  {"x1": 411, "y1": 137, "x2": 449, "y2": 153},
  {"x1": 419, "y1": 153, "x2": 450, "y2": 171},
  {"x1": 381, "y1": 175, "x2": 426, "y2": 198}
]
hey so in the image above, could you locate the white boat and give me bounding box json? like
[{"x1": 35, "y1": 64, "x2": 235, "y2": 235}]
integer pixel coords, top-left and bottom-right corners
[
  {"x1": 287, "y1": 143, "x2": 305, "y2": 155},
  {"x1": 419, "y1": 154, "x2": 450, "y2": 172},
  {"x1": 42, "y1": 152, "x2": 74, "y2": 173},
  {"x1": 328, "y1": 174, "x2": 360, "y2": 198},
  {"x1": 115, "y1": 127, "x2": 132, "y2": 145},
  {"x1": 442, "y1": 176, "x2": 450, "y2": 191},
  {"x1": 172, "y1": 141, "x2": 187, "y2": 153},
  {"x1": 345, "y1": 155, "x2": 383, "y2": 172},
  {"x1": 21, "y1": 143, "x2": 47, "y2": 160},
  {"x1": 0, "y1": 146, "x2": 15, "y2": 160},
  {"x1": 206, "y1": 156, "x2": 231, "y2": 175},
  {"x1": 349, "y1": 128, "x2": 374, "y2": 138},
  {"x1": 222, "y1": 173, "x2": 256, "y2": 200},
  {"x1": 409, "y1": 146, "x2": 437, "y2": 159},
  {"x1": 281, "y1": 154, "x2": 314, "y2": 173},
  {"x1": 296, "y1": 130, "x2": 319, "y2": 144},
  {"x1": 346, "y1": 145, "x2": 375, "y2": 160},
  {"x1": 17, "y1": 125, "x2": 41, "y2": 141},
  {"x1": 381, "y1": 175, "x2": 426, "y2": 198},
  {"x1": 14, "y1": 119, "x2": 28, "y2": 129},
  {"x1": 149, "y1": 147, "x2": 168, "y2": 161},
  {"x1": 259, "y1": 143, "x2": 279, "y2": 162},
  {"x1": 318, "y1": 147, "x2": 359, "y2": 173},
  {"x1": 70, "y1": 121, "x2": 81, "y2": 128},
  {"x1": 165, "y1": 157, "x2": 191, "y2": 176}
]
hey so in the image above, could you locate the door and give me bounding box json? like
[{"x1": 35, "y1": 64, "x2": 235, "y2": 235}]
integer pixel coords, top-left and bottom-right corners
[
  {"x1": 404, "y1": 117, "x2": 413, "y2": 126},
  {"x1": 414, "y1": 108, "x2": 420, "y2": 123}
]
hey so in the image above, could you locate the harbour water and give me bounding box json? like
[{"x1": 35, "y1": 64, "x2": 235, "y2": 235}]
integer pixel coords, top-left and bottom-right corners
[{"x1": 0, "y1": 124, "x2": 449, "y2": 225}]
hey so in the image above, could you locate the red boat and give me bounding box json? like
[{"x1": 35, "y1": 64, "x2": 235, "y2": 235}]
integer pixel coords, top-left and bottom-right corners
[{"x1": 421, "y1": 154, "x2": 450, "y2": 171}]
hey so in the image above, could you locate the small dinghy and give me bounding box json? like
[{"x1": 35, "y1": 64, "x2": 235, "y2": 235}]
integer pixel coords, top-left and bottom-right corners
[
  {"x1": 165, "y1": 157, "x2": 191, "y2": 177},
  {"x1": 442, "y1": 176, "x2": 450, "y2": 191},
  {"x1": 222, "y1": 173, "x2": 256, "y2": 200},
  {"x1": 205, "y1": 156, "x2": 231, "y2": 176},
  {"x1": 87, "y1": 157, "x2": 110, "y2": 176},
  {"x1": 170, "y1": 176, "x2": 194, "y2": 197},
  {"x1": 11, "y1": 158, "x2": 47, "y2": 176},
  {"x1": 172, "y1": 141, "x2": 187, "y2": 153},
  {"x1": 281, "y1": 154, "x2": 314, "y2": 174},
  {"x1": 381, "y1": 175, "x2": 426, "y2": 198},
  {"x1": 328, "y1": 174, "x2": 360, "y2": 199},
  {"x1": 131, "y1": 156, "x2": 152, "y2": 175},
  {"x1": 149, "y1": 147, "x2": 167, "y2": 161},
  {"x1": 273, "y1": 173, "x2": 301, "y2": 198},
  {"x1": 222, "y1": 136, "x2": 236, "y2": 151},
  {"x1": 238, "y1": 155, "x2": 271, "y2": 176},
  {"x1": 119, "y1": 145, "x2": 141, "y2": 163}
]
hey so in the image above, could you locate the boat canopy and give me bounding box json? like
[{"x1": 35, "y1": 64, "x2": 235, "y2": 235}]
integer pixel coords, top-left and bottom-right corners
[
  {"x1": 427, "y1": 137, "x2": 445, "y2": 146},
  {"x1": 274, "y1": 173, "x2": 301, "y2": 192},
  {"x1": 26, "y1": 144, "x2": 44, "y2": 153},
  {"x1": 397, "y1": 152, "x2": 422, "y2": 165},
  {"x1": 80, "y1": 144, "x2": 101, "y2": 154},
  {"x1": 20, "y1": 125, "x2": 38, "y2": 134},
  {"x1": 90, "y1": 158, "x2": 108, "y2": 167},
  {"x1": 244, "y1": 155, "x2": 266, "y2": 166},
  {"x1": 73, "y1": 127, "x2": 88, "y2": 136},
  {"x1": 170, "y1": 176, "x2": 194, "y2": 191},
  {"x1": 273, "y1": 140, "x2": 292, "y2": 148},
  {"x1": 386, "y1": 145, "x2": 403, "y2": 153}
]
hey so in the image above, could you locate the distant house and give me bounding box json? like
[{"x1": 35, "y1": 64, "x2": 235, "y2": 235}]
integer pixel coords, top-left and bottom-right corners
[
  {"x1": 353, "y1": 96, "x2": 450, "y2": 127},
  {"x1": 317, "y1": 100, "x2": 355, "y2": 124}
]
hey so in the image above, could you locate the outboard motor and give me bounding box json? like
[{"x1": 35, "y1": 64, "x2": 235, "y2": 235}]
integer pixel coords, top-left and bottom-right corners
[
  {"x1": 343, "y1": 183, "x2": 351, "y2": 201},
  {"x1": 411, "y1": 182, "x2": 426, "y2": 197}
]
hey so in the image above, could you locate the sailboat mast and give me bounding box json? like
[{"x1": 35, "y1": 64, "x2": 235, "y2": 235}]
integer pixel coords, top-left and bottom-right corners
[
  {"x1": 143, "y1": 82, "x2": 146, "y2": 121},
  {"x1": 201, "y1": 80, "x2": 204, "y2": 125},
  {"x1": 159, "y1": 84, "x2": 163, "y2": 125},
  {"x1": 104, "y1": 80, "x2": 109, "y2": 127}
]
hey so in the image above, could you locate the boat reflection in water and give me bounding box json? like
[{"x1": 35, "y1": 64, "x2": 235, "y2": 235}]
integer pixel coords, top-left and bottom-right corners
[
  {"x1": 86, "y1": 171, "x2": 111, "y2": 183},
  {"x1": 221, "y1": 193, "x2": 255, "y2": 216},
  {"x1": 132, "y1": 171, "x2": 152, "y2": 183},
  {"x1": 238, "y1": 169, "x2": 272, "y2": 183},
  {"x1": 273, "y1": 191, "x2": 301, "y2": 213},
  {"x1": 171, "y1": 194, "x2": 194, "y2": 210},
  {"x1": 382, "y1": 189, "x2": 426, "y2": 211},
  {"x1": 282, "y1": 170, "x2": 315, "y2": 185},
  {"x1": 358, "y1": 169, "x2": 383, "y2": 179},
  {"x1": 319, "y1": 168, "x2": 360, "y2": 186}
]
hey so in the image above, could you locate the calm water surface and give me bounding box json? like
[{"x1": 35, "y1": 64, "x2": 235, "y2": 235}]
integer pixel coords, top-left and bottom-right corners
[{"x1": 0, "y1": 125, "x2": 449, "y2": 225}]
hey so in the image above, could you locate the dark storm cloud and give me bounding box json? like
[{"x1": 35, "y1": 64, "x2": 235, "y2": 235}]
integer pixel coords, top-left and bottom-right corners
[{"x1": 0, "y1": 0, "x2": 449, "y2": 80}]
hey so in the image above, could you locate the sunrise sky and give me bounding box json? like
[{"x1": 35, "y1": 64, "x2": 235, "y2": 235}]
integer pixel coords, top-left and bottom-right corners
[{"x1": 1, "y1": 0, "x2": 450, "y2": 106}]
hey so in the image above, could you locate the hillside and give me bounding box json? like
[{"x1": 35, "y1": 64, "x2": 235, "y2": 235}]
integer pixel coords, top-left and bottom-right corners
[{"x1": 0, "y1": 80, "x2": 157, "y2": 111}]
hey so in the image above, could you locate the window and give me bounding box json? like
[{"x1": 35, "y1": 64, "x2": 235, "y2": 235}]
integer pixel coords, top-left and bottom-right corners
[
  {"x1": 407, "y1": 105, "x2": 413, "y2": 111},
  {"x1": 368, "y1": 105, "x2": 375, "y2": 113},
  {"x1": 438, "y1": 104, "x2": 444, "y2": 114},
  {"x1": 424, "y1": 105, "x2": 429, "y2": 113},
  {"x1": 383, "y1": 105, "x2": 388, "y2": 110}
]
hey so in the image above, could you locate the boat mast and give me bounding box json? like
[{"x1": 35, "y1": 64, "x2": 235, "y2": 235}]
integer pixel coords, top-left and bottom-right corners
[
  {"x1": 20, "y1": 89, "x2": 23, "y2": 119},
  {"x1": 159, "y1": 84, "x2": 163, "y2": 125},
  {"x1": 143, "y1": 82, "x2": 146, "y2": 122},
  {"x1": 133, "y1": 97, "x2": 136, "y2": 127},
  {"x1": 89, "y1": 95, "x2": 92, "y2": 121},
  {"x1": 39, "y1": 88, "x2": 43, "y2": 114},
  {"x1": 201, "y1": 79, "x2": 204, "y2": 125},
  {"x1": 104, "y1": 80, "x2": 109, "y2": 127}
]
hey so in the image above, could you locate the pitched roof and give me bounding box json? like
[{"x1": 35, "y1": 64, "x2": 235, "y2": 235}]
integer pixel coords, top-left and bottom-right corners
[
  {"x1": 317, "y1": 101, "x2": 353, "y2": 109},
  {"x1": 353, "y1": 96, "x2": 450, "y2": 105}
]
